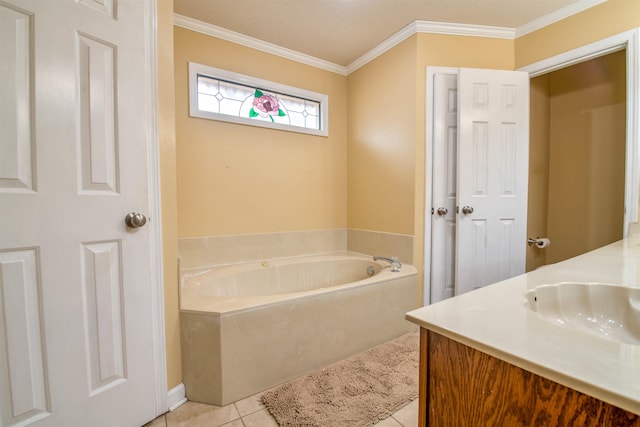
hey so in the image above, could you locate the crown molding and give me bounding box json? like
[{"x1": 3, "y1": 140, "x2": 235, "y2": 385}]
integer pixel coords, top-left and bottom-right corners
[
  {"x1": 346, "y1": 21, "x2": 418, "y2": 74},
  {"x1": 415, "y1": 21, "x2": 515, "y2": 39},
  {"x1": 515, "y1": 0, "x2": 607, "y2": 37},
  {"x1": 175, "y1": 0, "x2": 606, "y2": 76},
  {"x1": 173, "y1": 14, "x2": 349, "y2": 76},
  {"x1": 347, "y1": 21, "x2": 514, "y2": 74}
]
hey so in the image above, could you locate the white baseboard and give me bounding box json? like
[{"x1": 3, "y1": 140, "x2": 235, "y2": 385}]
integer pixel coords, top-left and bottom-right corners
[{"x1": 167, "y1": 383, "x2": 187, "y2": 411}]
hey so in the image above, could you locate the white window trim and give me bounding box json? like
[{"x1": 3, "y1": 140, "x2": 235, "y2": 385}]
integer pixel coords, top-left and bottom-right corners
[{"x1": 188, "y1": 62, "x2": 329, "y2": 137}]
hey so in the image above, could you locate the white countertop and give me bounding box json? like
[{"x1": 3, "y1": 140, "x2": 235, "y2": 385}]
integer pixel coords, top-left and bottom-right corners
[{"x1": 406, "y1": 230, "x2": 640, "y2": 415}]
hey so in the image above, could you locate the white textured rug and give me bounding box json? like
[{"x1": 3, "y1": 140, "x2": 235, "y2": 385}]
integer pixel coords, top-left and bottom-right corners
[{"x1": 261, "y1": 332, "x2": 419, "y2": 426}]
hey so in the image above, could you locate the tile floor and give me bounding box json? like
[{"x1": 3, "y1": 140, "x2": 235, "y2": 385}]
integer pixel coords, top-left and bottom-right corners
[{"x1": 144, "y1": 392, "x2": 418, "y2": 427}]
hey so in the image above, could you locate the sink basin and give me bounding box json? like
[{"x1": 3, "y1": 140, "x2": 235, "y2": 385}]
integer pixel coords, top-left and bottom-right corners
[{"x1": 525, "y1": 282, "x2": 640, "y2": 345}]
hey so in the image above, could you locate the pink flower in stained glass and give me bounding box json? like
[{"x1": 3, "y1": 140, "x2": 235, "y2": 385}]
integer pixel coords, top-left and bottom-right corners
[
  {"x1": 252, "y1": 93, "x2": 280, "y2": 117},
  {"x1": 249, "y1": 89, "x2": 286, "y2": 122}
]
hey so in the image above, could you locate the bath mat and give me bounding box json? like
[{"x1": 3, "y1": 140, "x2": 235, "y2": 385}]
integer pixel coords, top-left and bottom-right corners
[{"x1": 261, "y1": 331, "x2": 419, "y2": 426}]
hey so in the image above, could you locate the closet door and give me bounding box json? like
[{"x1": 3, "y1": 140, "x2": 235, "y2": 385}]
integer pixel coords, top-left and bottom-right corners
[
  {"x1": 430, "y1": 73, "x2": 458, "y2": 303},
  {"x1": 455, "y1": 68, "x2": 529, "y2": 295}
]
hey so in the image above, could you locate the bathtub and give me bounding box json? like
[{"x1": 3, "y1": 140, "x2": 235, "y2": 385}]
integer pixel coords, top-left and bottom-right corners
[{"x1": 179, "y1": 252, "x2": 418, "y2": 406}]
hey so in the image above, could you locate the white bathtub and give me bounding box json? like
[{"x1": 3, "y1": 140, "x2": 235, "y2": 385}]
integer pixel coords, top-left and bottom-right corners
[{"x1": 180, "y1": 252, "x2": 418, "y2": 406}]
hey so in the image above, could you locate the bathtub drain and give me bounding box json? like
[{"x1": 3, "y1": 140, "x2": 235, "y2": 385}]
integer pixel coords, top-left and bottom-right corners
[{"x1": 366, "y1": 265, "x2": 375, "y2": 276}]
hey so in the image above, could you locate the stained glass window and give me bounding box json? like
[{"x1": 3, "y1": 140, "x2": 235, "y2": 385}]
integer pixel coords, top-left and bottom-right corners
[{"x1": 189, "y1": 62, "x2": 328, "y2": 137}]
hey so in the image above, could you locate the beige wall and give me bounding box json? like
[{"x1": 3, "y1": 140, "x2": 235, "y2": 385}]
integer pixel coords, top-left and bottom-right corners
[
  {"x1": 174, "y1": 27, "x2": 348, "y2": 238},
  {"x1": 347, "y1": 37, "x2": 417, "y2": 236}
]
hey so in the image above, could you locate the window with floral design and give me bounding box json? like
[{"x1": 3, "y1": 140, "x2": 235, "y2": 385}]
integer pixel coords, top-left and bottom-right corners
[{"x1": 189, "y1": 62, "x2": 328, "y2": 137}]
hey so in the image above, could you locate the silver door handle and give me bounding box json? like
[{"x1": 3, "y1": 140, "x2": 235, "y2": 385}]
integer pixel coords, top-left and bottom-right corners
[
  {"x1": 125, "y1": 212, "x2": 147, "y2": 228},
  {"x1": 436, "y1": 207, "x2": 448, "y2": 216},
  {"x1": 461, "y1": 206, "x2": 474, "y2": 215}
]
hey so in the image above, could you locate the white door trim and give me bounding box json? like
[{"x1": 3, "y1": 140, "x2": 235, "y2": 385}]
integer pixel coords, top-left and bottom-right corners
[
  {"x1": 143, "y1": 0, "x2": 168, "y2": 415},
  {"x1": 518, "y1": 28, "x2": 640, "y2": 237}
]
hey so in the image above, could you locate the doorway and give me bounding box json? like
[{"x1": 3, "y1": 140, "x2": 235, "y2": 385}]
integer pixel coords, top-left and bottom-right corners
[{"x1": 527, "y1": 50, "x2": 626, "y2": 270}]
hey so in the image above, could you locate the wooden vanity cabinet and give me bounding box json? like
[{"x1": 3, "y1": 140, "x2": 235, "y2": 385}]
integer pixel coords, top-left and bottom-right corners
[{"x1": 418, "y1": 329, "x2": 640, "y2": 426}]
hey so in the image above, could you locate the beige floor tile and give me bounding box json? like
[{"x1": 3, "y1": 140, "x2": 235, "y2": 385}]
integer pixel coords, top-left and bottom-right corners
[
  {"x1": 166, "y1": 401, "x2": 240, "y2": 427},
  {"x1": 234, "y1": 392, "x2": 265, "y2": 417},
  {"x1": 390, "y1": 399, "x2": 419, "y2": 426},
  {"x1": 241, "y1": 408, "x2": 279, "y2": 427},
  {"x1": 143, "y1": 415, "x2": 167, "y2": 427},
  {"x1": 373, "y1": 416, "x2": 403, "y2": 427},
  {"x1": 219, "y1": 420, "x2": 244, "y2": 427}
]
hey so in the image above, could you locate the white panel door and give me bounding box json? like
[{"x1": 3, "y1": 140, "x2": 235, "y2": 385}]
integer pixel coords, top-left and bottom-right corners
[
  {"x1": 0, "y1": 0, "x2": 159, "y2": 426},
  {"x1": 430, "y1": 73, "x2": 458, "y2": 303},
  {"x1": 455, "y1": 68, "x2": 529, "y2": 295}
]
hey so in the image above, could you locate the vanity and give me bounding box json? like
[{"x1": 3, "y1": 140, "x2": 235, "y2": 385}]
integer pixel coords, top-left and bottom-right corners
[{"x1": 406, "y1": 231, "x2": 640, "y2": 425}]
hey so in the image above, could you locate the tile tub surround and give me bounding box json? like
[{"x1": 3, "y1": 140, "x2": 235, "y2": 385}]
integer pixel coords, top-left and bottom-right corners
[
  {"x1": 178, "y1": 228, "x2": 414, "y2": 271},
  {"x1": 180, "y1": 254, "x2": 418, "y2": 406},
  {"x1": 406, "y1": 229, "x2": 640, "y2": 415},
  {"x1": 348, "y1": 228, "x2": 414, "y2": 266},
  {"x1": 178, "y1": 229, "x2": 347, "y2": 270}
]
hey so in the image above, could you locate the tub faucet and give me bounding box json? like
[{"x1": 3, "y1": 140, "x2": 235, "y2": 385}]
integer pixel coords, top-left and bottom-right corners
[{"x1": 373, "y1": 256, "x2": 401, "y2": 272}]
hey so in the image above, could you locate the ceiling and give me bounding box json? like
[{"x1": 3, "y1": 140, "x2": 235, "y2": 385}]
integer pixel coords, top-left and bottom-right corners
[{"x1": 173, "y1": 0, "x2": 587, "y2": 67}]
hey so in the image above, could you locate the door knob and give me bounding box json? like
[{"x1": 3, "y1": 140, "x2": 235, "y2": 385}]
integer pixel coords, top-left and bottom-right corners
[
  {"x1": 436, "y1": 207, "x2": 448, "y2": 216},
  {"x1": 461, "y1": 205, "x2": 474, "y2": 215},
  {"x1": 125, "y1": 212, "x2": 147, "y2": 228}
]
